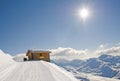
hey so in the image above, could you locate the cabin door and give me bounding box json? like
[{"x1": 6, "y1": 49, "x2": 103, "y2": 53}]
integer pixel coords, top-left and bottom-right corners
[{"x1": 33, "y1": 54, "x2": 37, "y2": 60}]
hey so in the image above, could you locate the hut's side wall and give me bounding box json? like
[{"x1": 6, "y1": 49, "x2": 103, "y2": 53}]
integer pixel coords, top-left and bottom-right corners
[
  {"x1": 26, "y1": 50, "x2": 50, "y2": 62},
  {"x1": 37, "y1": 53, "x2": 50, "y2": 62}
]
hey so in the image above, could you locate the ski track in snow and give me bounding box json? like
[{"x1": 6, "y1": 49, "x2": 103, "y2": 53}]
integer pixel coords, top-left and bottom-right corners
[{"x1": 0, "y1": 61, "x2": 79, "y2": 81}]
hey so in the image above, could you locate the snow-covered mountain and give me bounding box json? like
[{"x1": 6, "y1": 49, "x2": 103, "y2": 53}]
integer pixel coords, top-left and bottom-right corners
[
  {"x1": 1, "y1": 49, "x2": 120, "y2": 81},
  {"x1": 14, "y1": 53, "x2": 120, "y2": 80},
  {"x1": 75, "y1": 72, "x2": 120, "y2": 81},
  {"x1": 52, "y1": 54, "x2": 120, "y2": 80}
]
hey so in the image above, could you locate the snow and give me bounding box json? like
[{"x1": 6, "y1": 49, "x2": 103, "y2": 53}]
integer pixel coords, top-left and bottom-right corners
[
  {"x1": 0, "y1": 50, "x2": 79, "y2": 81},
  {"x1": 0, "y1": 61, "x2": 79, "y2": 81},
  {"x1": 53, "y1": 54, "x2": 120, "y2": 79},
  {"x1": 1, "y1": 50, "x2": 120, "y2": 81},
  {"x1": 0, "y1": 49, "x2": 15, "y2": 67},
  {"x1": 13, "y1": 54, "x2": 27, "y2": 62},
  {"x1": 43, "y1": 61, "x2": 78, "y2": 81},
  {"x1": 28, "y1": 49, "x2": 51, "y2": 53},
  {"x1": 75, "y1": 72, "x2": 120, "y2": 81}
]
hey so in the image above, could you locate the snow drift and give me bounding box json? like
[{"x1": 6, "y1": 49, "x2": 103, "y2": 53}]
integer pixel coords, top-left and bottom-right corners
[
  {"x1": 0, "y1": 49, "x2": 15, "y2": 67},
  {"x1": 13, "y1": 54, "x2": 27, "y2": 62}
]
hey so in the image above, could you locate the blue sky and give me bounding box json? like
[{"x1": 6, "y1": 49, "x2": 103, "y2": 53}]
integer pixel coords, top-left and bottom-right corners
[{"x1": 0, "y1": 0, "x2": 120, "y2": 55}]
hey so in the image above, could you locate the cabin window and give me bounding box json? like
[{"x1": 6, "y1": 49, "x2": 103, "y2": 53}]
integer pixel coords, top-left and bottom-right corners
[{"x1": 40, "y1": 53, "x2": 42, "y2": 56}]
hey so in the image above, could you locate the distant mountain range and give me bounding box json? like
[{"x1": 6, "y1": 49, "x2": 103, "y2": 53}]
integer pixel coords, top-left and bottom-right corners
[{"x1": 52, "y1": 54, "x2": 120, "y2": 80}]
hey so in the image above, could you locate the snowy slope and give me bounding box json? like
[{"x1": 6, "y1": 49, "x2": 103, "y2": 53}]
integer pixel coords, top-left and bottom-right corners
[
  {"x1": 13, "y1": 54, "x2": 27, "y2": 62},
  {"x1": 2, "y1": 51, "x2": 120, "y2": 81},
  {"x1": 52, "y1": 54, "x2": 120, "y2": 79},
  {"x1": 75, "y1": 72, "x2": 120, "y2": 81},
  {"x1": 0, "y1": 49, "x2": 15, "y2": 67},
  {"x1": 0, "y1": 61, "x2": 79, "y2": 81}
]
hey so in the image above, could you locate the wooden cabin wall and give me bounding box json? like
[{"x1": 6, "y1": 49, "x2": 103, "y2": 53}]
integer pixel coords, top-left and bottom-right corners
[{"x1": 26, "y1": 51, "x2": 50, "y2": 62}]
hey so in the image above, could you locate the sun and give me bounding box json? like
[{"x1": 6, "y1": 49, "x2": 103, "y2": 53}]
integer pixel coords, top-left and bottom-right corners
[{"x1": 79, "y1": 8, "x2": 89, "y2": 20}]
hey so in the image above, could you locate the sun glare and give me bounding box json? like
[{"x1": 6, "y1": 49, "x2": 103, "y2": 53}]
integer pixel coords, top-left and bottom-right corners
[{"x1": 79, "y1": 8, "x2": 89, "y2": 20}]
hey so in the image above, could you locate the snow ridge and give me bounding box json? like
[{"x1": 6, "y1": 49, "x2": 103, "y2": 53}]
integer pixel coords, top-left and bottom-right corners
[
  {"x1": 0, "y1": 61, "x2": 79, "y2": 81},
  {"x1": 0, "y1": 49, "x2": 15, "y2": 67}
]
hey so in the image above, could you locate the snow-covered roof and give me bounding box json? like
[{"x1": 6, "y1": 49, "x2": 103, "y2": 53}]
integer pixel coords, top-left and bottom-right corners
[{"x1": 28, "y1": 49, "x2": 51, "y2": 53}]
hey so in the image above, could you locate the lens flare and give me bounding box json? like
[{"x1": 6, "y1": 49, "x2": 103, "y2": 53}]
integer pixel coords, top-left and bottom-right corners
[{"x1": 79, "y1": 8, "x2": 89, "y2": 20}]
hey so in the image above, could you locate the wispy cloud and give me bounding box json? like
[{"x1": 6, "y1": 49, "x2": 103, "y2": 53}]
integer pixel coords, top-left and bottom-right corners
[{"x1": 96, "y1": 46, "x2": 120, "y2": 56}]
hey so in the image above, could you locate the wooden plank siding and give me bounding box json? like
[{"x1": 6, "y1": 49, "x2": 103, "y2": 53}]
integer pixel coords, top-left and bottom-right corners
[{"x1": 26, "y1": 50, "x2": 51, "y2": 62}]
